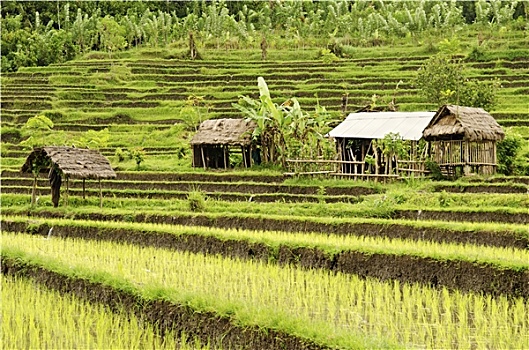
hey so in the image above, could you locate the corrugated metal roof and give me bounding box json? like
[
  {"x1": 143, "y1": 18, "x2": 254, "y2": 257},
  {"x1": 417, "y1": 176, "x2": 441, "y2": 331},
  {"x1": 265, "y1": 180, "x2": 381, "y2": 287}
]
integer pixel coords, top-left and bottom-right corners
[{"x1": 328, "y1": 111, "x2": 436, "y2": 141}]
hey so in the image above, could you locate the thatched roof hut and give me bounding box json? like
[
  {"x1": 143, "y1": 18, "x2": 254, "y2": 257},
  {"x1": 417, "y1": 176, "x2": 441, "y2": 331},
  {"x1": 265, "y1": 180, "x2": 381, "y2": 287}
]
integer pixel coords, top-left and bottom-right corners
[
  {"x1": 190, "y1": 119, "x2": 257, "y2": 169},
  {"x1": 423, "y1": 105, "x2": 504, "y2": 142},
  {"x1": 190, "y1": 118, "x2": 256, "y2": 146},
  {"x1": 21, "y1": 146, "x2": 116, "y2": 179},
  {"x1": 21, "y1": 146, "x2": 116, "y2": 207},
  {"x1": 423, "y1": 105, "x2": 505, "y2": 176}
]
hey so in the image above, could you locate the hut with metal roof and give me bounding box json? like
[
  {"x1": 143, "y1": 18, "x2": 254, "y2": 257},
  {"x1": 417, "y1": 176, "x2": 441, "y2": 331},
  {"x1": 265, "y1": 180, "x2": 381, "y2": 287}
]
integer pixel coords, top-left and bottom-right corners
[
  {"x1": 327, "y1": 111, "x2": 436, "y2": 176},
  {"x1": 21, "y1": 146, "x2": 116, "y2": 207},
  {"x1": 190, "y1": 118, "x2": 257, "y2": 169},
  {"x1": 423, "y1": 105, "x2": 505, "y2": 176}
]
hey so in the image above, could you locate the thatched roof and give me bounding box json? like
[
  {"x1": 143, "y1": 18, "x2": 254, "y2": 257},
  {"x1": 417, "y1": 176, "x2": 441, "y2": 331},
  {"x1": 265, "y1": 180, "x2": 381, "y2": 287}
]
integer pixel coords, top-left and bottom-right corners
[
  {"x1": 21, "y1": 146, "x2": 117, "y2": 179},
  {"x1": 423, "y1": 105, "x2": 505, "y2": 142},
  {"x1": 190, "y1": 118, "x2": 256, "y2": 146}
]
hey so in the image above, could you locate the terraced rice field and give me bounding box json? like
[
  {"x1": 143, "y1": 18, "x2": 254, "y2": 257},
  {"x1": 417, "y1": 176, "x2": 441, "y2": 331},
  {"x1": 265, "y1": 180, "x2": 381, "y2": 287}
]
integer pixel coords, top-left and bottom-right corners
[
  {"x1": 2, "y1": 166, "x2": 528, "y2": 348},
  {"x1": 2, "y1": 31, "x2": 529, "y2": 349},
  {"x1": 1, "y1": 34, "x2": 529, "y2": 171}
]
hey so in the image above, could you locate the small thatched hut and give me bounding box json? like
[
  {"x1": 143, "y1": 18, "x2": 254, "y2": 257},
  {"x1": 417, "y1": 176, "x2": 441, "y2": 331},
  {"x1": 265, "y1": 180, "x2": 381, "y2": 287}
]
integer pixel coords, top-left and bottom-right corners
[
  {"x1": 21, "y1": 146, "x2": 116, "y2": 207},
  {"x1": 190, "y1": 118, "x2": 257, "y2": 169},
  {"x1": 423, "y1": 105, "x2": 505, "y2": 176}
]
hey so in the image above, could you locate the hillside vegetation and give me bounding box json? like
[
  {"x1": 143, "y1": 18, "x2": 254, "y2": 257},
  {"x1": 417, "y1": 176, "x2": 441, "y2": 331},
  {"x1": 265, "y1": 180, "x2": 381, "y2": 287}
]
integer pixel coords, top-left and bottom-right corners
[{"x1": 1, "y1": 2, "x2": 529, "y2": 348}]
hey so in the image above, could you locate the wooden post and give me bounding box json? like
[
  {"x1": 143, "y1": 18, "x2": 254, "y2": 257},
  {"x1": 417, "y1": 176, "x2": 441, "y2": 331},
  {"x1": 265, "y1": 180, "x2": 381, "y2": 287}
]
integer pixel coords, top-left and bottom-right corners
[
  {"x1": 65, "y1": 176, "x2": 69, "y2": 207},
  {"x1": 242, "y1": 146, "x2": 248, "y2": 168},
  {"x1": 99, "y1": 179, "x2": 103, "y2": 209},
  {"x1": 200, "y1": 147, "x2": 207, "y2": 170},
  {"x1": 224, "y1": 146, "x2": 228, "y2": 169},
  {"x1": 82, "y1": 179, "x2": 86, "y2": 199}
]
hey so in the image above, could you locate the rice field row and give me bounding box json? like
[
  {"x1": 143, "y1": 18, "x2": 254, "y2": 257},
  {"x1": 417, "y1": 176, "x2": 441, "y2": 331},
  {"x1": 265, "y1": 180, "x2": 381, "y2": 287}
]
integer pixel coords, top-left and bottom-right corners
[
  {"x1": 2, "y1": 232, "x2": 527, "y2": 349},
  {"x1": 3, "y1": 215, "x2": 528, "y2": 297},
  {"x1": 1, "y1": 274, "x2": 209, "y2": 349},
  {"x1": 3, "y1": 198, "x2": 528, "y2": 246}
]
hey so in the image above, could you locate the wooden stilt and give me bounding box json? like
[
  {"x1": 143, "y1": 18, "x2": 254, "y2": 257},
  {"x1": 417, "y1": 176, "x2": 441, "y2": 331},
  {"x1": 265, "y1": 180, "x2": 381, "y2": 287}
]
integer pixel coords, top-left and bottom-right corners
[
  {"x1": 99, "y1": 179, "x2": 103, "y2": 209},
  {"x1": 65, "y1": 176, "x2": 69, "y2": 206},
  {"x1": 242, "y1": 146, "x2": 248, "y2": 168},
  {"x1": 200, "y1": 147, "x2": 207, "y2": 170},
  {"x1": 82, "y1": 179, "x2": 86, "y2": 199},
  {"x1": 224, "y1": 146, "x2": 228, "y2": 169}
]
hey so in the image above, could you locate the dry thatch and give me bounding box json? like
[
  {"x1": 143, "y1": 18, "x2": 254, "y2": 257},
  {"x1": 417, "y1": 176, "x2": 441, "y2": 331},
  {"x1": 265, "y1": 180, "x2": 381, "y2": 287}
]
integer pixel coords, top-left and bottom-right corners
[
  {"x1": 190, "y1": 118, "x2": 256, "y2": 146},
  {"x1": 21, "y1": 146, "x2": 117, "y2": 179},
  {"x1": 423, "y1": 105, "x2": 505, "y2": 142}
]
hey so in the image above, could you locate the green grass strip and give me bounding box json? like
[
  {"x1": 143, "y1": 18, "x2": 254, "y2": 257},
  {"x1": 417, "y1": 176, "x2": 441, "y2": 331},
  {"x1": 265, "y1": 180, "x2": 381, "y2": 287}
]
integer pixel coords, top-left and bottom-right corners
[{"x1": 4, "y1": 215, "x2": 528, "y2": 270}]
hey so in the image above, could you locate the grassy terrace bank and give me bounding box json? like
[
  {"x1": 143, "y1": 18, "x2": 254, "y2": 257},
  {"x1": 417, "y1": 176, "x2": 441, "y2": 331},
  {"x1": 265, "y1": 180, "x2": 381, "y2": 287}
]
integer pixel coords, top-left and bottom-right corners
[
  {"x1": 3, "y1": 234, "x2": 527, "y2": 349},
  {"x1": 3, "y1": 189, "x2": 528, "y2": 223},
  {"x1": 3, "y1": 208, "x2": 528, "y2": 248},
  {"x1": 3, "y1": 176, "x2": 529, "y2": 194},
  {"x1": 3, "y1": 216, "x2": 528, "y2": 297}
]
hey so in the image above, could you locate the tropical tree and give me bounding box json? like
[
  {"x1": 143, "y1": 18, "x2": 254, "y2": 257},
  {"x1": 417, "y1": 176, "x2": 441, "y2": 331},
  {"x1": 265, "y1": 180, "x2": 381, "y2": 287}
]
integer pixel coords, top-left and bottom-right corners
[
  {"x1": 97, "y1": 16, "x2": 126, "y2": 57},
  {"x1": 234, "y1": 77, "x2": 333, "y2": 167}
]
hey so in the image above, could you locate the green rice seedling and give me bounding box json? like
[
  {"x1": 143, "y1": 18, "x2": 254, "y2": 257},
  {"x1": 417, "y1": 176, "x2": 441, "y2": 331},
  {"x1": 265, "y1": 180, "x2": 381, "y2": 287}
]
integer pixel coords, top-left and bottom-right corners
[
  {"x1": 3, "y1": 233, "x2": 527, "y2": 349},
  {"x1": 5, "y1": 215, "x2": 529, "y2": 268},
  {"x1": 1, "y1": 274, "x2": 211, "y2": 349}
]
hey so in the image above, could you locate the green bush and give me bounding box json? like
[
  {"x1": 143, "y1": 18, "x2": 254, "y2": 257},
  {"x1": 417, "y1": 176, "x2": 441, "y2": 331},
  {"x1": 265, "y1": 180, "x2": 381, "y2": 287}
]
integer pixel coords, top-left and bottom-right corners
[
  {"x1": 115, "y1": 148, "x2": 126, "y2": 162},
  {"x1": 187, "y1": 189, "x2": 206, "y2": 212},
  {"x1": 497, "y1": 133, "x2": 523, "y2": 175}
]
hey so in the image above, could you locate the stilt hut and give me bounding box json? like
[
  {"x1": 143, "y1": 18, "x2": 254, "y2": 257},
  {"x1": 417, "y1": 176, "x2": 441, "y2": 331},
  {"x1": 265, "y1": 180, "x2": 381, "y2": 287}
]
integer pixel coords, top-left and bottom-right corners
[
  {"x1": 328, "y1": 111, "x2": 435, "y2": 176},
  {"x1": 21, "y1": 146, "x2": 116, "y2": 207},
  {"x1": 423, "y1": 105, "x2": 505, "y2": 176},
  {"x1": 191, "y1": 118, "x2": 257, "y2": 169}
]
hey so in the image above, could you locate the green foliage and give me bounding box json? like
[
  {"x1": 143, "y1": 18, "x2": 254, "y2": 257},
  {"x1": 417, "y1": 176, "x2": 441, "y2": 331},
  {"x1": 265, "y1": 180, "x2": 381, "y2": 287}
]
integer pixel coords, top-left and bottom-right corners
[
  {"x1": 74, "y1": 128, "x2": 110, "y2": 149},
  {"x1": 415, "y1": 55, "x2": 463, "y2": 106},
  {"x1": 97, "y1": 16, "x2": 127, "y2": 56},
  {"x1": 416, "y1": 55, "x2": 499, "y2": 109},
  {"x1": 318, "y1": 49, "x2": 339, "y2": 64},
  {"x1": 234, "y1": 77, "x2": 334, "y2": 167},
  {"x1": 2, "y1": 1, "x2": 526, "y2": 72},
  {"x1": 128, "y1": 147, "x2": 146, "y2": 170},
  {"x1": 459, "y1": 79, "x2": 500, "y2": 111},
  {"x1": 425, "y1": 159, "x2": 445, "y2": 181},
  {"x1": 19, "y1": 115, "x2": 54, "y2": 149},
  {"x1": 438, "y1": 190, "x2": 452, "y2": 208},
  {"x1": 115, "y1": 148, "x2": 126, "y2": 162},
  {"x1": 187, "y1": 188, "x2": 206, "y2": 212},
  {"x1": 497, "y1": 132, "x2": 523, "y2": 175}
]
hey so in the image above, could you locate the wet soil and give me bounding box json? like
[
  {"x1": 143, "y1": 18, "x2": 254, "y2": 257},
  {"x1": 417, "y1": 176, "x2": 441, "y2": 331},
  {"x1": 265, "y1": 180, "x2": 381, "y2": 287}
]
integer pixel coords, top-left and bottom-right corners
[
  {"x1": 1, "y1": 257, "x2": 327, "y2": 350},
  {"x1": 4, "y1": 219, "x2": 527, "y2": 297}
]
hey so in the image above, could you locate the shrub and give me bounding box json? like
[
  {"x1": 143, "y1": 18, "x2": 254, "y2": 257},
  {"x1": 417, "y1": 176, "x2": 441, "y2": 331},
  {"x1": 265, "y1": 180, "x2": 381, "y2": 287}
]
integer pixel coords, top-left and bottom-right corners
[
  {"x1": 425, "y1": 159, "x2": 445, "y2": 181},
  {"x1": 187, "y1": 188, "x2": 206, "y2": 212},
  {"x1": 497, "y1": 133, "x2": 523, "y2": 175},
  {"x1": 115, "y1": 148, "x2": 126, "y2": 162},
  {"x1": 128, "y1": 147, "x2": 146, "y2": 170}
]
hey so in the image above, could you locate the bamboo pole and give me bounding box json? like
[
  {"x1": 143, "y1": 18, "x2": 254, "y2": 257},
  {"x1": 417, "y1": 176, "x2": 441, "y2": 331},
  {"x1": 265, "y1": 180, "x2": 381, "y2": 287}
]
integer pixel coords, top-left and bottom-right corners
[
  {"x1": 224, "y1": 146, "x2": 228, "y2": 169},
  {"x1": 82, "y1": 179, "x2": 86, "y2": 199},
  {"x1": 242, "y1": 146, "x2": 248, "y2": 168},
  {"x1": 65, "y1": 176, "x2": 69, "y2": 207},
  {"x1": 200, "y1": 147, "x2": 207, "y2": 170}
]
